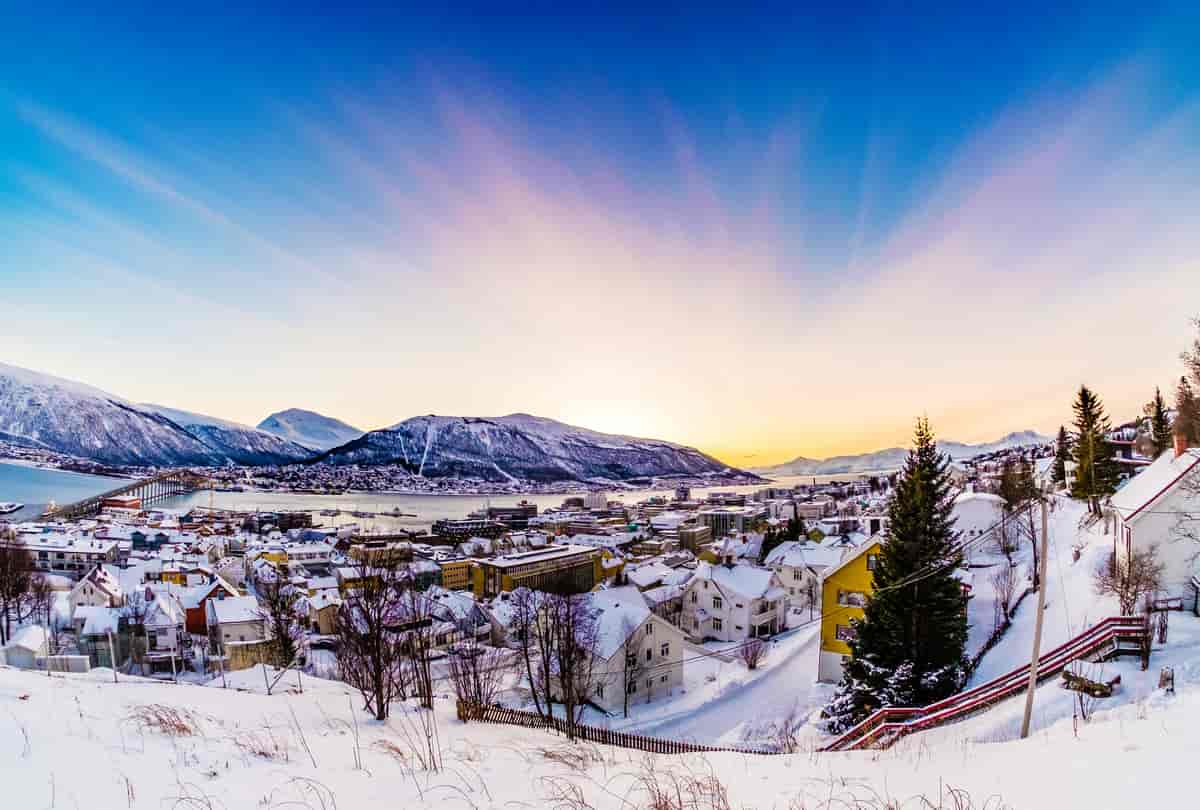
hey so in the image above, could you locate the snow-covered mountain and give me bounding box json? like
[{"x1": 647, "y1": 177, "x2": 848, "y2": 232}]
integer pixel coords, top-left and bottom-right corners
[
  {"x1": 0, "y1": 361, "x2": 312, "y2": 466},
  {"x1": 755, "y1": 430, "x2": 1051, "y2": 476},
  {"x1": 138, "y1": 404, "x2": 315, "y2": 465},
  {"x1": 257, "y1": 408, "x2": 363, "y2": 451},
  {"x1": 313, "y1": 413, "x2": 749, "y2": 482}
]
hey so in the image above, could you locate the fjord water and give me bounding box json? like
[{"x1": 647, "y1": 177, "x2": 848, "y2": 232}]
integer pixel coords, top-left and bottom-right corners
[
  {"x1": 0, "y1": 462, "x2": 125, "y2": 520},
  {"x1": 0, "y1": 461, "x2": 861, "y2": 530}
]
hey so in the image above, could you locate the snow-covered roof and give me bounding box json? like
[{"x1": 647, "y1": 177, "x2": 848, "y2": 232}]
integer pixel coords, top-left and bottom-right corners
[
  {"x1": 1110, "y1": 448, "x2": 1200, "y2": 523},
  {"x1": 206, "y1": 596, "x2": 262, "y2": 625},
  {"x1": 691, "y1": 561, "x2": 778, "y2": 600},
  {"x1": 589, "y1": 586, "x2": 651, "y2": 660},
  {"x1": 6, "y1": 624, "x2": 48, "y2": 652},
  {"x1": 763, "y1": 540, "x2": 843, "y2": 571},
  {"x1": 76, "y1": 605, "x2": 121, "y2": 636}
]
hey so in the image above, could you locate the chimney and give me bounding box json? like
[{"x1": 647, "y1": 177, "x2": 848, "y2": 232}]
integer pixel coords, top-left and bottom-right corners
[{"x1": 1176, "y1": 432, "x2": 1189, "y2": 460}]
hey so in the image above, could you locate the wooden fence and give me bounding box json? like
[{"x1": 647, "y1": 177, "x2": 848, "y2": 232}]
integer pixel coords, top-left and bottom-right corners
[{"x1": 458, "y1": 701, "x2": 783, "y2": 756}]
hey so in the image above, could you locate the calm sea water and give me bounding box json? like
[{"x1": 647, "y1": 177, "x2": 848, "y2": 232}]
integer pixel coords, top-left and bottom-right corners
[
  {"x1": 0, "y1": 462, "x2": 126, "y2": 520},
  {"x1": 0, "y1": 461, "x2": 863, "y2": 529}
]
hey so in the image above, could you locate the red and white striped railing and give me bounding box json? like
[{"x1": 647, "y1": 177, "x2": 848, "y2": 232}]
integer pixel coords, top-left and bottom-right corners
[{"x1": 823, "y1": 616, "x2": 1147, "y2": 752}]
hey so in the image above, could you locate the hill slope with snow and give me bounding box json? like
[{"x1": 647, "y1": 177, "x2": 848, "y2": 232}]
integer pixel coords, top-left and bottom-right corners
[
  {"x1": 0, "y1": 362, "x2": 312, "y2": 466},
  {"x1": 313, "y1": 413, "x2": 750, "y2": 482},
  {"x1": 138, "y1": 404, "x2": 315, "y2": 465},
  {"x1": 756, "y1": 430, "x2": 1051, "y2": 476},
  {"x1": 257, "y1": 408, "x2": 363, "y2": 451}
]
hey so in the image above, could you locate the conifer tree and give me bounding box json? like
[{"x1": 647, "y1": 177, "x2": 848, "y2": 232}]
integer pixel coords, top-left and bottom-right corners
[
  {"x1": 825, "y1": 418, "x2": 967, "y2": 732},
  {"x1": 1176, "y1": 376, "x2": 1200, "y2": 446},
  {"x1": 1052, "y1": 425, "x2": 1071, "y2": 486},
  {"x1": 1069, "y1": 385, "x2": 1120, "y2": 515},
  {"x1": 1149, "y1": 387, "x2": 1173, "y2": 457}
]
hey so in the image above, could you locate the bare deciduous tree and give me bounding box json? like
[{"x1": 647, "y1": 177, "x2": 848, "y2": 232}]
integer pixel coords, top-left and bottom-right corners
[
  {"x1": 0, "y1": 539, "x2": 35, "y2": 645},
  {"x1": 739, "y1": 636, "x2": 768, "y2": 670},
  {"x1": 621, "y1": 617, "x2": 644, "y2": 718},
  {"x1": 1095, "y1": 545, "x2": 1165, "y2": 616},
  {"x1": 122, "y1": 589, "x2": 151, "y2": 674},
  {"x1": 512, "y1": 587, "x2": 553, "y2": 721},
  {"x1": 448, "y1": 635, "x2": 513, "y2": 719},
  {"x1": 335, "y1": 558, "x2": 407, "y2": 721},
  {"x1": 547, "y1": 592, "x2": 600, "y2": 740},
  {"x1": 254, "y1": 575, "x2": 304, "y2": 667},
  {"x1": 989, "y1": 562, "x2": 1018, "y2": 634}
]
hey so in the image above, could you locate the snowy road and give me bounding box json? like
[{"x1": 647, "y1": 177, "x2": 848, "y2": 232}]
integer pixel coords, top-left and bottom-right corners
[{"x1": 634, "y1": 624, "x2": 828, "y2": 745}]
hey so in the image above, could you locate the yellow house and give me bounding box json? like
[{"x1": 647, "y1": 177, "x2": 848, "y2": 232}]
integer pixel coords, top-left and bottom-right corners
[{"x1": 818, "y1": 538, "x2": 882, "y2": 683}]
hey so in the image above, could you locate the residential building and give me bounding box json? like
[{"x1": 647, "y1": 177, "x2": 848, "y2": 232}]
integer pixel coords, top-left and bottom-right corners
[
  {"x1": 67, "y1": 565, "x2": 124, "y2": 614},
  {"x1": 1109, "y1": 440, "x2": 1200, "y2": 609},
  {"x1": 817, "y1": 537, "x2": 883, "y2": 682},
  {"x1": 582, "y1": 586, "x2": 687, "y2": 714},
  {"x1": 680, "y1": 543, "x2": 786, "y2": 642}
]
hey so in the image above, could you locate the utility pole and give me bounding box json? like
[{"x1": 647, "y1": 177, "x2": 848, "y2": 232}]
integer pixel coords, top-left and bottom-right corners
[
  {"x1": 1020, "y1": 498, "x2": 1051, "y2": 739},
  {"x1": 107, "y1": 630, "x2": 118, "y2": 683}
]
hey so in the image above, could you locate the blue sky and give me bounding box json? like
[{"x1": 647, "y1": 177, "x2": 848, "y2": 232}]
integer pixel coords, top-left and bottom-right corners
[{"x1": 2, "y1": 3, "x2": 1198, "y2": 462}]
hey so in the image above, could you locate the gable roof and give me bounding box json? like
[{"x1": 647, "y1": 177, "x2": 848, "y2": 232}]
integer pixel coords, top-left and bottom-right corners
[
  {"x1": 820, "y1": 535, "x2": 884, "y2": 583},
  {"x1": 589, "y1": 586, "x2": 652, "y2": 660},
  {"x1": 1110, "y1": 448, "x2": 1200, "y2": 523},
  {"x1": 206, "y1": 596, "x2": 262, "y2": 625},
  {"x1": 691, "y1": 561, "x2": 779, "y2": 600}
]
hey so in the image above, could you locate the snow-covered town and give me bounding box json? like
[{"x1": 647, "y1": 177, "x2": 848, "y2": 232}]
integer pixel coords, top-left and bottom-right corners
[
  {"x1": 3, "y1": 347, "x2": 1200, "y2": 807},
  {"x1": 6, "y1": 5, "x2": 1200, "y2": 807}
]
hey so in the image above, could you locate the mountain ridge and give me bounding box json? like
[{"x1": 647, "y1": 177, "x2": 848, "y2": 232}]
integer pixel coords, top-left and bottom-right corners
[
  {"x1": 313, "y1": 413, "x2": 752, "y2": 482},
  {"x1": 753, "y1": 430, "x2": 1051, "y2": 476}
]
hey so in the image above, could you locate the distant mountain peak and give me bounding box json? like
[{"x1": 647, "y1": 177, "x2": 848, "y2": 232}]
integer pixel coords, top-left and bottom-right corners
[
  {"x1": 316, "y1": 411, "x2": 751, "y2": 483},
  {"x1": 754, "y1": 430, "x2": 1051, "y2": 477},
  {"x1": 257, "y1": 409, "x2": 363, "y2": 452},
  {"x1": 0, "y1": 362, "x2": 313, "y2": 467}
]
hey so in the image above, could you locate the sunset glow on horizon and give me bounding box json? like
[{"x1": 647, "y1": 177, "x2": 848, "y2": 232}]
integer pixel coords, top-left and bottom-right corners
[{"x1": 3, "y1": 5, "x2": 1199, "y2": 466}]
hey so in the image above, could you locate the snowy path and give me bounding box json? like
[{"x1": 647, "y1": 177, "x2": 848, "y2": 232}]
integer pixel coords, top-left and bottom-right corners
[
  {"x1": 631, "y1": 624, "x2": 827, "y2": 745},
  {"x1": 970, "y1": 497, "x2": 1119, "y2": 685}
]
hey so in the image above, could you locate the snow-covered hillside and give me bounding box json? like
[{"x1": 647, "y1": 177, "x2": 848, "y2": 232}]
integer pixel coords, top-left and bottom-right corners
[
  {"x1": 139, "y1": 404, "x2": 315, "y2": 465},
  {"x1": 0, "y1": 619, "x2": 1194, "y2": 809},
  {"x1": 757, "y1": 430, "x2": 1051, "y2": 476},
  {"x1": 257, "y1": 408, "x2": 363, "y2": 451},
  {"x1": 314, "y1": 413, "x2": 749, "y2": 482},
  {"x1": 0, "y1": 362, "x2": 311, "y2": 466}
]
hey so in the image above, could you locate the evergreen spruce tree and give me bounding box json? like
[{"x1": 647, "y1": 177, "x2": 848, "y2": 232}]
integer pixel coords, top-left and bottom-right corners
[
  {"x1": 1069, "y1": 385, "x2": 1121, "y2": 515},
  {"x1": 825, "y1": 418, "x2": 967, "y2": 732},
  {"x1": 1150, "y1": 387, "x2": 1173, "y2": 457},
  {"x1": 1052, "y1": 425, "x2": 1071, "y2": 486},
  {"x1": 1176, "y1": 376, "x2": 1200, "y2": 446}
]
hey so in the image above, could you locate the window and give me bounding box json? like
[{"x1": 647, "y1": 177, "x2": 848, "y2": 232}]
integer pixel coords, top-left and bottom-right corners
[
  {"x1": 645, "y1": 622, "x2": 653, "y2": 636},
  {"x1": 595, "y1": 683, "x2": 604, "y2": 698},
  {"x1": 712, "y1": 596, "x2": 723, "y2": 609},
  {"x1": 792, "y1": 569, "x2": 800, "y2": 580},
  {"x1": 835, "y1": 624, "x2": 857, "y2": 642},
  {"x1": 837, "y1": 590, "x2": 867, "y2": 608},
  {"x1": 660, "y1": 674, "x2": 668, "y2": 683},
  {"x1": 646, "y1": 678, "x2": 653, "y2": 689},
  {"x1": 866, "y1": 554, "x2": 878, "y2": 571},
  {"x1": 712, "y1": 618, "x2": 723, "y2": 631},
  {"x1": 629, "y1": 680, "x2": 637, "y2": 694},
  {"x1": 660, "y1": 643, "x2": 669, "y2": 657},
  {"x1": 646, "y1": 649, "x2": 652, "y2": 662},
  {"x1": 735, "y1": 602, "x2": 743, "y2": 609},
  {"x1": 627, "y1": 653, "x2": 637, "y2": 667},
  {"x1": 690, "y1": 591, "x2": 698, "y2": 603}
]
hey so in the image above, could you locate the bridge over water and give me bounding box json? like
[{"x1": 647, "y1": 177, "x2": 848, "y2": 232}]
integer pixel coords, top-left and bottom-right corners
[{"x1": 44, "y1": 469, "x2": 209, "y2": 520}]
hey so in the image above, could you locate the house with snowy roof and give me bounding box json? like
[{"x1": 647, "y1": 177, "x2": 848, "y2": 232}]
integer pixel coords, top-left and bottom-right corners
[
  {"x1": 1109, "y1": 437, "x2": 1200, "y2": 609},
  {"x1": 763, "y1": 540, "x2": 845, "y2": 614},
  {"x1": 680, "y1": 540, "x2": 787, "y2": 642},
  {"x1": 68, "y1": 564, "x2": 124, "y2": 615},
  {"x1": 576, "y1": 586, "x2": 687, "y2": 715}
]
